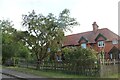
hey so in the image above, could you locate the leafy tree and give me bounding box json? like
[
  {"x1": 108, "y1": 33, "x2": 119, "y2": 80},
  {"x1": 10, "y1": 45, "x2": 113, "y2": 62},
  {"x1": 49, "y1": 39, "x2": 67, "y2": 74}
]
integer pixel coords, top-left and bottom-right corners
[
  {"x1": 20, "y1": 9, "x2": 79, "y2": 69},
  {"x1": 1, "y1": 20, "x2": 16, "y2": 64},
  {"x1": 1, "y1": 20, "x2": 30, "y2": 65}
]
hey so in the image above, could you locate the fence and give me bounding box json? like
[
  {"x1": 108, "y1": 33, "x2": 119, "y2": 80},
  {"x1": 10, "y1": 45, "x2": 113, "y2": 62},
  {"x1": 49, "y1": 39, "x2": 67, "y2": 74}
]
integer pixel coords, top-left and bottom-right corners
[
  {"x1": 18, "y1": 59, "x2": 120, "y2": 77},
  {"x1": 18, "y1": 60, "x2": 100, "y2": 77},
  {"x1": 99, "y1": 59, "x2": 119, "y2": 77},
  {"x1": 100, "y1": 64, "x2": 119, "y2": 77}
]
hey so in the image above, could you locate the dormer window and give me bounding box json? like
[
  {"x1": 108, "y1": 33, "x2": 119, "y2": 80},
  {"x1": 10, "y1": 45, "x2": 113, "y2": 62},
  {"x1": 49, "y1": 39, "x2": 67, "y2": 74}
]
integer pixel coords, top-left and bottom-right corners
[
  {"x1": 81, "y1": 43, "x2": 86, "y2": 48},
  {"x1": 112, "y1": 40, "x2": 118, "y2": 44},
  {"x1": 98, "y1": 41, "x2": 105, "y2": 47}
]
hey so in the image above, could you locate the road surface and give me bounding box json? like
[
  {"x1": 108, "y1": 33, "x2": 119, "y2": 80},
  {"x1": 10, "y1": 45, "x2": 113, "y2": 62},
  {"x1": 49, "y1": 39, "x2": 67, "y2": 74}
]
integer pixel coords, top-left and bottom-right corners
[
  {"x1": 1, "y1": 73, "x2": 21, "y2": 80},
  {"x1": 2, "y1": 74, "x2": 14, "y2": 78}
]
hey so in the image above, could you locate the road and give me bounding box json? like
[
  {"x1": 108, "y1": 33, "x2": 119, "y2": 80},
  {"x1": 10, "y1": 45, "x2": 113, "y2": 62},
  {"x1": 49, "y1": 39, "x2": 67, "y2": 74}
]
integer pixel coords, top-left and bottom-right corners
[
  {"x1": 2, "y1": 68, "x2": 52, "y2": 80},
  {"x1": 1, "y1": 73, "x2": 20, "y2": 80},
  {"x1": 2, "y1": 74, "x2": 14, "y2": 78}
]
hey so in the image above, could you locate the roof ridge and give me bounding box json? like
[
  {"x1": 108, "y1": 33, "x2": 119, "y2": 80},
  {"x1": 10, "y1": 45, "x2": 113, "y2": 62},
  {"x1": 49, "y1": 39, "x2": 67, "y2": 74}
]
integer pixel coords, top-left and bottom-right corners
[
  {"x1": 65, "y1": 28, "x2": 108, "y2": 36},
  {"x1": 105, "y1": 28, "x2": 118, "y2": 36}
]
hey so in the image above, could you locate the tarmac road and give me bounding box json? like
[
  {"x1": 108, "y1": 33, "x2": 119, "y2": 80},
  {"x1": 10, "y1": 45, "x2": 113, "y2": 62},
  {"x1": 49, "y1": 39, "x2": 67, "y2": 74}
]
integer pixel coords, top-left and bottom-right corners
[
  {"x1": 2, "y1": 74, "x2": 13, "y2": 78},
  {"x1": 1, "y1": 73, "x2": 20, "y2": 80}
]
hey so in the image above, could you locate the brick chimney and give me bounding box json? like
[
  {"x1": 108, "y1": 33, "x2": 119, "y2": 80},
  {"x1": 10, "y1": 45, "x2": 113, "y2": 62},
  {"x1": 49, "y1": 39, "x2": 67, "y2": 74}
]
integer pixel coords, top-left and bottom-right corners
[{"x1": 92, "y1": 22, "x2": 99, "y2": 33}]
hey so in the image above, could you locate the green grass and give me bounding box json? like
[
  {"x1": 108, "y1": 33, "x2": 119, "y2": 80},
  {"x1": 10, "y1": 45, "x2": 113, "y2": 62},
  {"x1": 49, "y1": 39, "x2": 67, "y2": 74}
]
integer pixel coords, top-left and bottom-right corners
[
  {"x1": 0, "y1": 65, "x2": 2, "y2": 69},
  {"x1": 3, "y1": 66, "x2": 94, "y2": 78},
  {"x1": 107, "y1": 73, "x2": 119, "y2": 78},
  {"x1": 3, "y1": 66, "x2": 120, "y2": 78}
]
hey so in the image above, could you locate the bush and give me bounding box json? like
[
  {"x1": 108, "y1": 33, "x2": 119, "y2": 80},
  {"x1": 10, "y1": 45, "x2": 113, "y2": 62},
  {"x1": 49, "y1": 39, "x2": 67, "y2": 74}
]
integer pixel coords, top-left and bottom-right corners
[{"x1": 62, "y1": 47, "x2": 98, "y2": 67}]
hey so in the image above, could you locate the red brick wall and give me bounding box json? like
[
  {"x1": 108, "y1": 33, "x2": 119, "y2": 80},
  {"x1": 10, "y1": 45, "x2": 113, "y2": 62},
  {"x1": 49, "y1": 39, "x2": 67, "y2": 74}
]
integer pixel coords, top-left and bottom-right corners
[
  {"x1": 79, "y1": 40, "x2": 118, "y2": 59},
  {"x1": 88, "y1": 41, "x2": 114, "y2": 59}
]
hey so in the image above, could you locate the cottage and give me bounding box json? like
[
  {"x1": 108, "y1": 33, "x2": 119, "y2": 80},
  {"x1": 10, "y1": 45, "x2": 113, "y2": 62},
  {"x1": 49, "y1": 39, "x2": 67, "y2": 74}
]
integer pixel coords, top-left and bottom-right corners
[{"x1": 63, "y1": 22, "x2": 120, "y2": 60}]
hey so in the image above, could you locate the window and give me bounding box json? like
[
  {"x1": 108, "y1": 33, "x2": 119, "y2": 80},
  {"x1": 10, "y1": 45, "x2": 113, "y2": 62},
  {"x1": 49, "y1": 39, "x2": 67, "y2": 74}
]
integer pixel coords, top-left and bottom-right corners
[
  {"x1": 110, "y1": 53, "x2": 112, "y2": 59},
  {"x1": 81, "y1": 43, "x2": 86, "y2": 48},
  {"x1": 112, "y1": 40, "x2": 118, "y2": 44},
  {"x1": 98, "y1": 41, "x2": 105, "y2": 47},
  {"x1": 56, "y1": 55, "x2": 62, "y2": 62},
  {"x1": 47, "y1": 48, "x2": 50, "y2": 52}
]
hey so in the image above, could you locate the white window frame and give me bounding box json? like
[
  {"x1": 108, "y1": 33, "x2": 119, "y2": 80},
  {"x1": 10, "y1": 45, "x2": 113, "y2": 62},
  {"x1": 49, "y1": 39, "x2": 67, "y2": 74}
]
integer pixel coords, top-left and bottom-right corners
[
  {"x1": 81, "y1": 43, "x2": 86, "y2": 48},
  {"x1": 112, "y1": 40, "x2": 118, "y2": 44},
  {"x1": 110, "y1": 53, "x2": 112, "y2": 59},
  {"x1": 98, "y1": 41, "x2": 105, "y2": 47}
]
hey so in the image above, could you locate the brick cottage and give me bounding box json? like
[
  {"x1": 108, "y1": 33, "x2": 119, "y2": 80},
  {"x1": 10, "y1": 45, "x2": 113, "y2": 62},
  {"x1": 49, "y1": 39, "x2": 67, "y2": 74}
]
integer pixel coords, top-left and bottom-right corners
[{"x1": 63, "y1": 22, "x2": 120, "y2": 60}]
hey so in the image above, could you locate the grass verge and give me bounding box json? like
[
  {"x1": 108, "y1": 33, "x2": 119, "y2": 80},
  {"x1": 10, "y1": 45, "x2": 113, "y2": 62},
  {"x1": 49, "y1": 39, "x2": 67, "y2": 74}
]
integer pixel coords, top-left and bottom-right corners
[
  {"x1": 107, "y1": 73, "x2": 119, "y2": 78},
  {"x1": 3, "y1": 66, "x2": 119, "y2": 78},
  {"x1": 3, "y1": 66, "x2": 95, "y2": 78}
]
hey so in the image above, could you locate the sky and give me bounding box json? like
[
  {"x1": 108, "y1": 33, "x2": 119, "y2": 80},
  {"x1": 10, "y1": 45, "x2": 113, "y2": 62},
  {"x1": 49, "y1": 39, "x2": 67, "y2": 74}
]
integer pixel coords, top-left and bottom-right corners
[{"x1": 0, "y1": 0, "x2": 119, "y2": 35}]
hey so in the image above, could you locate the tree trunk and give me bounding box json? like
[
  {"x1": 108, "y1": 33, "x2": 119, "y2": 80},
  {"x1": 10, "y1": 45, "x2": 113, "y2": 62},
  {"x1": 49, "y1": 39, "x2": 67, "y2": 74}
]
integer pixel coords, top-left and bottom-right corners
[
  {"x1": 13, "y1": 57, "x2": 16, "y2": 66},
  {"x1": 36, "y1": 59, "x2": 41, "y2": 70}
]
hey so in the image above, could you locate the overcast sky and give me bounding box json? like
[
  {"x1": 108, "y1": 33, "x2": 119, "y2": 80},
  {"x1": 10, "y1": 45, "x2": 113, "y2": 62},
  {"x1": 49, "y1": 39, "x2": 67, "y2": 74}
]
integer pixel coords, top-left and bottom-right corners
[{"x1": 0, "y1": 0, "x2": 119, "y2": 35}]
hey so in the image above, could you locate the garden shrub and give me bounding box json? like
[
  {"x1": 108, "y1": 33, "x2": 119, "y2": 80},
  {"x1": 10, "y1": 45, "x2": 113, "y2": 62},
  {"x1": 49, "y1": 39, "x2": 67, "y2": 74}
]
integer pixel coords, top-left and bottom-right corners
[{"x1": 62, "y1": 46, "x2": 99, "y2": 75}]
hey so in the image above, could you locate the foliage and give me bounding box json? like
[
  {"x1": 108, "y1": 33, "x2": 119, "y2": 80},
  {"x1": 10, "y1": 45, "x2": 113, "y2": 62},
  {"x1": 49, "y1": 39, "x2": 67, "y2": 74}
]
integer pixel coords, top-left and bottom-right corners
[
  {"x1": 62, "y1": 47, "x2": 98, "y2": 67},
  {"x1": 62, "y1": 47, "x2": 99, "y2": 76},
  {"x1": 1, "y1": 20, "x2": 30, "y2": 65},
  {"x1": 20, "y1": 9, "x2": 79, "y2": 69}
]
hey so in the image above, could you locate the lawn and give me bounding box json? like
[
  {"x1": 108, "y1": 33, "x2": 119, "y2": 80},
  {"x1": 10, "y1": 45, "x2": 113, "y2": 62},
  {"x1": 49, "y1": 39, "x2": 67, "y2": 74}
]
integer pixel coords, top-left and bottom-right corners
[
  {"x1": 107, "y1": 73, "x2": 119, "y2": 78},
  {"x1": 3, "y1": 66, "x2": 120, "y2": 79},
  {"x1": 3, "y1": 66, "x2": 95, "y2": 78}
]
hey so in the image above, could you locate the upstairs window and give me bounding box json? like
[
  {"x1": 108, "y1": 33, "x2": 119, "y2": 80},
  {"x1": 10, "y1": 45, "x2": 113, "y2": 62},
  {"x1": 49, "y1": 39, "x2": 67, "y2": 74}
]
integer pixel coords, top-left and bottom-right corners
[
  {"x1": 112, "y1": 40, "x2": 118, "y2": 44},
  {"x1": 81, "y1": 43, "x2": 86, "y2": 48},
  {"x1": 98, "y1": 41, "x2": 105, "y2": 47}
]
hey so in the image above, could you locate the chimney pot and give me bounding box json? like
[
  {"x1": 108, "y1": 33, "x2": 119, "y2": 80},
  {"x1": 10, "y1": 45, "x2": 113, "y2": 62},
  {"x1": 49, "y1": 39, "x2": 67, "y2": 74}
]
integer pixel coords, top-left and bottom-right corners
[{"x1": 92, "y1": 22, "x2": 99, "y2": 33}]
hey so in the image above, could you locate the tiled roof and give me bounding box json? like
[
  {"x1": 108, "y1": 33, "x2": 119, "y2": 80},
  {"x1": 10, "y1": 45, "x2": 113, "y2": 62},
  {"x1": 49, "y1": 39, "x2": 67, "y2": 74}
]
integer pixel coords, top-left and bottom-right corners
[
  {"x1": 105, "y1": 44, "x2": 119, "y2": 53},
  {"x1": 108, "y1": 44, "x2": 120, "y2": 53},
  {"x1": 63, "y1": 28, "x2": 119, "y2": 46}
]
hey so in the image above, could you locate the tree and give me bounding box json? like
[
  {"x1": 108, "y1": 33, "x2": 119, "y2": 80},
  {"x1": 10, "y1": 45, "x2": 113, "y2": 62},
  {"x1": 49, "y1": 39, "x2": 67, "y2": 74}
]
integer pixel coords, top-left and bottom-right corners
[
  {"x1": 1, "y1": 20, "x2": 30, "y2": 65},
  {"x1": 1, "y1": 20, "x2": 16, "y2": 64},
  {"x1": 21, "y1": 9, "x2": 79, "y2": 69}
]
